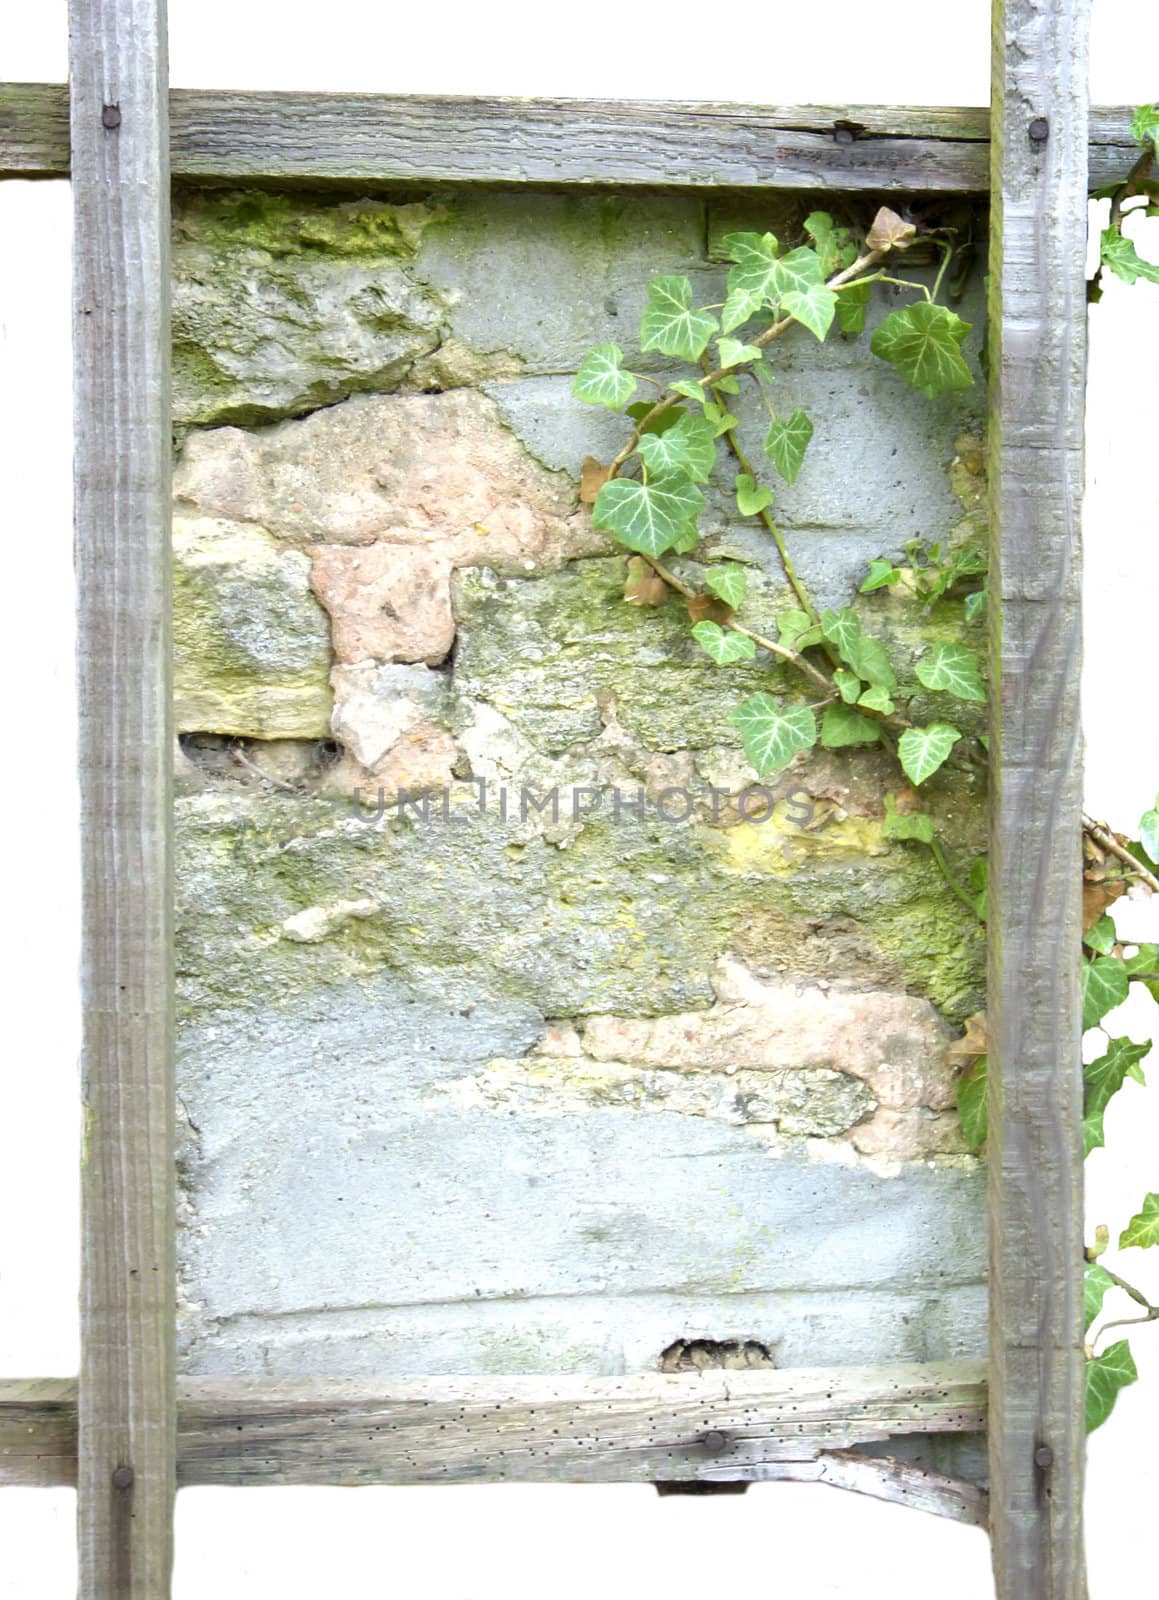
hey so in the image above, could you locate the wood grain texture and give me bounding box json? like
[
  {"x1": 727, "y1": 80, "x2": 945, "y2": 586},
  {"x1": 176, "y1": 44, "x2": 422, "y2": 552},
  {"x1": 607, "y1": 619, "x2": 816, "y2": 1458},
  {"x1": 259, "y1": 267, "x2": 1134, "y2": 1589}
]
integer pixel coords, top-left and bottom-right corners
[
  {"x1": 71, "y1": 2, "x2": 175, "y2": 1597},
  {"x1": 0, "y1": 81, "x2": 1142, "y2": 191},
  {"x1": 0, "y1": 1363, "x2": 986, "y2": 1510},
  {"x1": 988, "y1": 2, "x2": 1089, "y2": 1597},
  {"x1": 736, "y1": 1450, "x2": 990, "y2": 1526},
  {"x1": 0, "y1": 1381, "x2": 78, "y2": 1488}
]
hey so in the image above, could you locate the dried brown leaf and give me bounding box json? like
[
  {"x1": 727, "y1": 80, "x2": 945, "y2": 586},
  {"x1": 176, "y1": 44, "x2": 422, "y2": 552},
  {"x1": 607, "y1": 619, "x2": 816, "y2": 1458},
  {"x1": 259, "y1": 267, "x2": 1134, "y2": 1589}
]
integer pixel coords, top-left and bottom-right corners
[
  {"x1": 685, "y1": 593, "x2": 734, "y2": 625},
  {"x1": 580, "y1": 455, "x2": 612, "y2": 504},
  {"x1": 946, "y1": 1010, "x2": 988, "y2": 1062},
  {"x1": 1083, "y1": 875, "x2": 1127, "y2": 931},
  {"x1": 624, "y1": 556, "x2": 669, "y2": 607},
  {"x1": 867, "y1": 206, "x2": 917, "y2": 253}
]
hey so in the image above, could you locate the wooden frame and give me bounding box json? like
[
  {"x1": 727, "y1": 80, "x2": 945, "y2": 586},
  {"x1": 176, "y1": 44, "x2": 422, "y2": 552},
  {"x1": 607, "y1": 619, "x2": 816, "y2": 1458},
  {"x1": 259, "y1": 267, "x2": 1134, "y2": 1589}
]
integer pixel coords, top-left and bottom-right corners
[{"x1": 0, "y1": 0, "x2": 1097, "y2": 1593}]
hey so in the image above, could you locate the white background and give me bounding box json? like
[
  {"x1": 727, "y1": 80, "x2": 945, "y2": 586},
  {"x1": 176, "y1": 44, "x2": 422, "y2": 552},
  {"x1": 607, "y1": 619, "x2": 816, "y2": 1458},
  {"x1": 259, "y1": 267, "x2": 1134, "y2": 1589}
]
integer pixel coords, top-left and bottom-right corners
[{"x1": 1, "y1": 4, "x2": 1157, "y2": 1595}]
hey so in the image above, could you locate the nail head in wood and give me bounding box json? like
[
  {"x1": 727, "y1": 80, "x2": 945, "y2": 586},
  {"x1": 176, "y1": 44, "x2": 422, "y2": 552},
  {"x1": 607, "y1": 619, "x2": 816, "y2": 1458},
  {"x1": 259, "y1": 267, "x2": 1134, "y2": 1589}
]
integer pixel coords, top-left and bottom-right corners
[
  {"x1": 101, "y1": 104, "x2": 121, "y2": 130},
  {"x1": 1034, "y1": 1445, "x2": 1054, "y2": 1469},
  {"x1": 701, "y1": 1430, "x2": 728, "y2": 1453},
  {"x1": 1028, "y1": 116, "x2": 1050, "y2": 143},
  {"x1": 111, "y1": 1465, "x2": 134, "y2": 1490}
]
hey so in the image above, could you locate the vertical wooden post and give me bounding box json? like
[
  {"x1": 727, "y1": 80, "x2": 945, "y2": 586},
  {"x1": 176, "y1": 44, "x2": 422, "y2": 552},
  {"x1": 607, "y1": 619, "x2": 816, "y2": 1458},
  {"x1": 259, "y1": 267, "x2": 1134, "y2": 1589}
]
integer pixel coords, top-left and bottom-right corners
[
  {"x1": 71, "y1": 1, "x2": 174, "y2": 1595},
  {"x1": 988, "y1": 2, "x2": 1089, "y2": 1597}
]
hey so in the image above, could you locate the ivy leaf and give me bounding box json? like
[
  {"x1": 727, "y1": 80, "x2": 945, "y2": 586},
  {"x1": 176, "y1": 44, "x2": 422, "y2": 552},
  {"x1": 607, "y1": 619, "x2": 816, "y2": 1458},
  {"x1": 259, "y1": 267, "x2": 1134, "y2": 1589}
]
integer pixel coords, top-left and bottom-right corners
[
  {"x1": 1100, "y1": 227, "x2": 1159, "y2": 287},
  {"x1": 833, "y1": 668, "x2": 862, "y2": 704},
  {"x1": 703, "y1": 564, "x2": 748, "y2": 610},
  {"x1": 1083, "y1": 914, "x2": 1117, "y2": 956},
  {"x1": 1122, "y1": 943, "x2": 1159, "y2": 1004},
  {"x1": 572, "y1": 343, "x2": 637, "y2": 411},
  {"x1": 821, "y1": 702, "x2": 880, "y2": 748},
  {"x1": 717, "y1": 336, "x2": 763, "y2": 369},
  {"x1": 852, "y1": 636, "x2": 896, "y2": 691},
  {"x1": 1139, "y1": 797, "x2": 1159, "y2": 862},
  {"x1": 731, "y1": 695, "x2": 817, "y2": 775},
  {"x1": 703, "y1": 401, "x2": 739, "y2": 437},
  {"x1": 1083, "y1": 1037, "x2": 1152, "y2": 1155},
  {"x1": 898, "y1": 723, "x2": 962, "y2": 786},
  {"x1": 821, "y1": 607, "x2": 862, "y2": 665},
  {"x1": 915, "y1": 641, "x2": 987, "y2": 703},
  {"x1": 692, "y1": 620, "x2": 756, "y2": 665},
  {"x1": 858, "y1": 684, "x2": 895, "y2": 715},
  {"x1": 735, "y1": 472, "x2": 775, "y2": 516},
  {"x1": 964, "y1": 584, "x2": 988, "y2": 624},
  {"x1": 870, "y1": 301, "x2": 974, "y2": 397},
  {"x1": 866, "y1": 206, "x2": 917, "y2": 253},
  {"x1": 804, "y1": 211, "x2": 840, "y2": 276},
  {"x1": 640, "y1": 276, "x2": 718, "y2": 362},
  {"x1": 1120, "y1": 1193, "x2": 1159, "y2": 1250},
  {"x1": 1082, "y1": 955, "x2": 1130, "y2": 1032},
  {"x1": 956, "y1": 1055, "x2": 988, "y2": 1151},
  {"x1": 1086, "y1": 1340, "x2": 1137, "y2": 1433},
  {"x1": 770, "y1": 247, "x2": 837, "y2": 340},
  {"x1": 837, "y1": 279, "x2": 873, "y2": 335},
  {"x1": 764, "y1": 410, "x2": 814, "y2": 485},
  {"x1": 1084, "y1": 1262, "x2": 1116, "y2": 1331},
  {"x1": 592, "y1": 474, "x2": 705, "y2": 559},
  {"x1": 969, "y1": 855, "x2": 988, "y2": 921},
  {"x1": 636, "y1": 411, "x2": 718, "y2": 483},
  {"x1": 860, "y1": 559, "x2": 899, "y2": 593},
  {"x1": 721, "y1": 232, "x2": 780, "y2": 331},
  {"x1": 625, "y1": 400, "x2": 684, "y2": 435},
  {"x1": 776, "y1": 609, "x2": 819, "y2": 650},
  {"x1": 670, "y1": 378, "x2": 708, "y2": 404},
  {"x1": 1130, "y1": 104, "x2": 1159, "y2": 149},
  {"x1": 883, "y1": 792, "x2": 935, "y2": 845}
]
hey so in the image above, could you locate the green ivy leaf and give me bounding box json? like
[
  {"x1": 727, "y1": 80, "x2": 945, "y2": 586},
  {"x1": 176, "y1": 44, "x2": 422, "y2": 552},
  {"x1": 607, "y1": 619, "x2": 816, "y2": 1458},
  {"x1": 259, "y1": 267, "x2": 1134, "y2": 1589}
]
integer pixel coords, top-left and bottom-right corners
[
  {"x1": 1120, "y1": 1193, "x2": 1159, "y2": 1250},
  {"x1": 640, "y1": 275, "x2": 718, "y2": 362},
  {"x1": 776, "y1": 609, "x2": 818, "y2": 650},
  {"x1": 883, "y1": 792, "x2": 935, "y2": 844},
  {"x1": 821, "y1": 702, "x2": 879, "y2": 748},
  {"x1": 804, "y1": 211, "x2": 840, "y2": 276},
  {"x1": 636, "y1": 411, "x2": 718, "y2": 483},
  {"x1": 1082, "y1": 956, "x2": 1130, "y2": 1032},
  {"x1": 1083, "y1": 915, "x2": 1118, "y2": 956},
  {"x1": 592, "y1": 475, "x2": 705, "y2": 559},
  {"x1": 703, "y1": 401, "x2": 739, "y2": 437},
  {"x1": 956, "y1": 1055, "x2": 988, "y2": 1152},
  {"x1": 1100, "y1": 227, "x2": 1159, "y2": 287},
  {"x1": 836, "y1": 279, "x2": 873, "y2": 335},
  {"x1": 833, "y1": 668, "x2": 862, "y2": 704},
  {"x1": 735, "y1": 472, "x2": 775, "y2": 516},
  {"x1": 1139, "y1": 797, "x2": 1159, "y2": 862},
  {"x1": 1122, "y1": 943, "x2": 1159, "y2": 1004},
  {"x1": 821, "y1": 607, "x2": 862, "y2": 665},
  {"x1": 691, "y1": 620, "x2": 757, "y2": 664},
  {"x1": 1130, "y1": 103, "x2": 1159, "y2": 149},
  {"x1": 860, "y1": 559, "x2": 899, "y2": 593},
  {"x1": 964, "y1": 584, "x2": 988, "y2": 624},
  {"x1": 858, "y1": 684, "x2": 895, "y2": 715},
  {"x1": 1086, "y1": 1340, "x2": 1137, "y2": 1433},
  {"x1": 1083, "y1": 1037, "x2": 1152, "y2": 1156},
  {"x1": 717, "y1": 336, "x2": 763, "y2": 369},
  {"x1": 703, "y1": 564, "x2": 748, "y2": 610},
  {"x1": 731, "y1": 695, "x2": 817, "y2": 775},
  {"x1": 969, "y1": 855, "x2": 988, "y2": 921},
  {"x1": 852, "y1": 636, "x2": 897, "y2": 692},
  {"x1": 915, "y1": 641, "x2": 987, "y2": 703},
  {"x1": 572, "y1": 343, "x2": 637, "y2": 411},
  {"x1": 1084, "y1": 1262, "x2": 1116, "y2": 1331},
  {"x1": 626, "y1": 400, "x2": 684, "y2": 434},
  {"x1": 764, "y1": 410, "x2": 814, "y2": 484},
  {"x1": 670, "y1": 378, "x2": 708, "y2": 404},
  {"x1": 870, "y1": 301, "x2": 974, "y2": 397},
  {"x1": 770, "y1": 247, "x2": 837, "y2": 340},
  {"x1": 898, "y1": 723, "x2": 962, "y2": 786},
  {"x1": 720, "y1": 232, "x2": 780, "y2": 331}
]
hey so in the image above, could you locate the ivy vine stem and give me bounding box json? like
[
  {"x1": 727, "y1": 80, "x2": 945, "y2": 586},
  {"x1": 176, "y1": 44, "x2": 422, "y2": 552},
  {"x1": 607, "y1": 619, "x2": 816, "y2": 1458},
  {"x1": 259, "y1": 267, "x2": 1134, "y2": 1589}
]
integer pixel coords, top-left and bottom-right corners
[
  {"x1": 1085, "y1": 1250, "x2": 1159, "y2": 1351},
  {"x1": 1084, "y1": 814, "x2": 1159, "y2": 896}
]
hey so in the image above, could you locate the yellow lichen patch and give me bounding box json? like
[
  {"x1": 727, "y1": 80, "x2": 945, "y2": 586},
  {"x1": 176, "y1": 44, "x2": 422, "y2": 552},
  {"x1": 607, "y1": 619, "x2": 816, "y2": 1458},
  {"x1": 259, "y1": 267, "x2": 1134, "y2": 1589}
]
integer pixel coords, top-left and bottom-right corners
[{"x1": 715, "y1": 804, "x2": 888, "y2": 875}]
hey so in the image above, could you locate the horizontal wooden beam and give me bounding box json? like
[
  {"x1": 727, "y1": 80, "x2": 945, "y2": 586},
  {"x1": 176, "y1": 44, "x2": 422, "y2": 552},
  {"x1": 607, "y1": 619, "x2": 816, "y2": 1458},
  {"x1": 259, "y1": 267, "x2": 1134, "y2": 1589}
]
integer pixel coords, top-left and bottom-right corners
[
  {"x1": 0, "y1": 82, "x2": 1141, "y2": 191},
  {"x1": 2, "y1": 1362, "x2": 985, "y2": 1513}
]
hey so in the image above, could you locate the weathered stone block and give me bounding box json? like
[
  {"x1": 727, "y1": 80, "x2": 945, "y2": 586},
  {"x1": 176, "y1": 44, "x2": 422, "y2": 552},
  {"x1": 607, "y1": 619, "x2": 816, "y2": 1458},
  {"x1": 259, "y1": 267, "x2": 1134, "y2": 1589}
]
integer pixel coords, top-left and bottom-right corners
[{"x1": 173, "y1": 515, "x2": 332, "y2": 739}]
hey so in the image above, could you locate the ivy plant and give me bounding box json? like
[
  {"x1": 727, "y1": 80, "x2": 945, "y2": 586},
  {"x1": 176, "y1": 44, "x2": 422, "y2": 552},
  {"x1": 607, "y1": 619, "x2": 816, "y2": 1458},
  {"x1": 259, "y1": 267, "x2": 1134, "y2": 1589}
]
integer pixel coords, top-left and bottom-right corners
[{"x1": 573, "y1": 106, "x2": 1159, "y2": 1437}]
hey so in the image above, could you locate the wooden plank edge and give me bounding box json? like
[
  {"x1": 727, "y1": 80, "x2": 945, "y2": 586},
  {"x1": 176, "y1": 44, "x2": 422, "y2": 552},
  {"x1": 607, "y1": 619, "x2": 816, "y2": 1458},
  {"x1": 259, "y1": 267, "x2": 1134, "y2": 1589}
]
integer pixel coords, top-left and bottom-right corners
[
  {"x1": 0, "y1": 82, "x2": 1142, "y2": 189},
  {"x1": 2, "y1": 1361, "x2": 986, "y2": 1500},
  {"x1": 721, "y1": 1450, "x2": 990, "y2": 1526}
]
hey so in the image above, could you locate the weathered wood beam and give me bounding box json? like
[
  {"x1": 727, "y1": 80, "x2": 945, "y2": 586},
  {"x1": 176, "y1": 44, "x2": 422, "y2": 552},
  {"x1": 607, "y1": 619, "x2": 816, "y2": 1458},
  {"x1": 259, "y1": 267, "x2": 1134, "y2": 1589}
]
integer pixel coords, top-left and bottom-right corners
[
  {"x1": 987, "y1": 2, "x2": 1089, "y2": 1598},
  {"x1": 0, "y1": 81, "x2": 1142, "y2": 191},
  {"x1": 71, "y1": 1, "x2": 175, "y2": 1596},
  {"x1": 1, "y1": 1363, "x2": 986, "y2": 1508}
]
